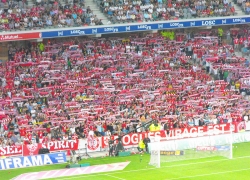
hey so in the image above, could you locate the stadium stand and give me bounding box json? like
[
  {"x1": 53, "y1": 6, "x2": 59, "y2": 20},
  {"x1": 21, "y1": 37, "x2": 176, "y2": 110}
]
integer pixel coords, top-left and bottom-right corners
[
  {"x1": 0, "y1": 26, "x2": 250, "y2": 147},
  {"x1": 98, "y1": 0, "x2": 240, "y2": 24},
  {"x1": 233, "y1": 0, "x2": 250, "y2": 14},
  {"x1": 0, "y1": 0, "x2": 245, "y2": 31},
  {"x1": 0, "y1": 0, "x2": 104, "y2": 31}
]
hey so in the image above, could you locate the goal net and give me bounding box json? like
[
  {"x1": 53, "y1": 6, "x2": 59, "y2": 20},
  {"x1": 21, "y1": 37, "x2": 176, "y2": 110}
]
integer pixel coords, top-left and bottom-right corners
[{"x1": 149, "y1": 133, "x2": 233, "y2": 168}]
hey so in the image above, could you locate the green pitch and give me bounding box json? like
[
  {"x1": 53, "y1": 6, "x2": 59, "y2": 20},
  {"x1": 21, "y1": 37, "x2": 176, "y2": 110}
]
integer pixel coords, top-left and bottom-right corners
[{"x1": 2, "y1": 142, "x2": 250, "y2": 180}]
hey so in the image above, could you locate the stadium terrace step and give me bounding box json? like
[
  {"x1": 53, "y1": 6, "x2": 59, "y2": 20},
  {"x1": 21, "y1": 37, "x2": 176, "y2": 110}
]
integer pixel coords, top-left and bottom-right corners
[
  {"x1": 229, "y1": 0, "x2": 245, "y2": 16},
  {"x1": 84, "y1": 0, "x2": 109, "y2": 25}
]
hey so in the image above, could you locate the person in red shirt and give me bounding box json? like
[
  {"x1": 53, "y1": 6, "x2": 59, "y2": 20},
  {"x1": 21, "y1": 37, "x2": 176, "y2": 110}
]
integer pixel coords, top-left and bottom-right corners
[
  {"x1": 27, "y1": 132, "x2": 32, "y2": 141},
  {"x1": 19, "y1": 127, "x2": 26, "y2": 137},
  {"x1": 3, "y1": 123, "x2": 8, "y2": 131},
  {"x1": 38, "y1": 130, "x2": 43, "y2": 143},
  {"x1": 233, "y1": 37, "x2": 239, "y2": 51},
  {"x1": 239, "y1": 37, "x2": 244, "y2": 49},
  {"x1": 61, "y1": 125, "x2": 67, "y2": 133},
  {"x1": 42, "y1": 135, "x2": 49, "y2": 143},
  {"x1": 7, "y1": 131, "x2": 13, "y2": 138},
  {"x1": 23, "y1": 135, "x2": 30, "y2": 145}
]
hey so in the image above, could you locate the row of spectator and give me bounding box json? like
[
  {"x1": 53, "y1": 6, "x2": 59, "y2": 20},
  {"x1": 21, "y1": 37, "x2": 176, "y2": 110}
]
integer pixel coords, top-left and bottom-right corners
[
  {"x1": 0, "y1": 27, "x2": 250, "y2": 146},
  {"x1": 100, "y1": 0, "x2": 236, "y2": 23},
  {"x1": 0, "y1": 0, "x2": 103, "y2": 31}
]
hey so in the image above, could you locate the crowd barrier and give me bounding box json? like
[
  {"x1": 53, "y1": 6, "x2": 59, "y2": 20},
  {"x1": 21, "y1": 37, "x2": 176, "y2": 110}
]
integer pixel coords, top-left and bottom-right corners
[
  {"x1": 0, "y1": 16, "x2": 250, "y2": 41},
  {"x1": 1, "y1": 122, "x2": 250, "y2": 157}
]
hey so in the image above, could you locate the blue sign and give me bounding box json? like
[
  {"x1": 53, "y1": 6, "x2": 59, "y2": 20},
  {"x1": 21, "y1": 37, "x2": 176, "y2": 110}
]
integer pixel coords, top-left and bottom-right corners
[
  {"x1": 41, "y1": 16, "x2": 250, "y2": 39},
  {"x1": 0, "y1": 152, "x2": 66, "y2": 170},
  {"x1": 215, "y1": 145, "x2": 230, "y2": 151}
]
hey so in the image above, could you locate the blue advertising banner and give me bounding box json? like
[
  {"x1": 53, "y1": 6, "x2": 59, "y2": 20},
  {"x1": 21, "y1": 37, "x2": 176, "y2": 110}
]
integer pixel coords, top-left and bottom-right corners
[
  {"x1": 215, "y1": 145, "x2": 231, "y2": 151},
  {"x1": 0, "y1": 152, "x2": 66, "y2": 170},
  {"x1": 41, "y1": 16, "x2": 250, "y2": 38}
]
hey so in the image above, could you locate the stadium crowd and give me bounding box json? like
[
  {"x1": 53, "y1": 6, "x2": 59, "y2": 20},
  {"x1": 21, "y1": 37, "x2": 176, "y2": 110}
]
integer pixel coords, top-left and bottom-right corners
[
  {"x1": 100, "y1": 0, "x2": 237, "y2": 23},
  {"x1": 0, "y1": 0, "x2": 103, "y2": 31},
  {"x1": 1, "y1": 26, "x2": 250, "y2": 147},
  {"x1": 235, "y1": 0, "x2": 250, "y2": 14},
  {"x1": 0, "y1": 0, "x2": 239, "y2": 31}
]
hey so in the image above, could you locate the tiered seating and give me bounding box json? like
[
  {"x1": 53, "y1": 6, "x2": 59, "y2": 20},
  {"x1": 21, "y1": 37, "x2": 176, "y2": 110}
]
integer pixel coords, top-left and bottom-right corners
[
  {"x1": 234, "y1": 0, "x2": 250, "y2": 14},
  {"x1": 98, "y1": 0, "x2": 237, "y2": 24},
  {"x1": 0, "y1": 0, "x2": 102, "y2": 31},
  {"x1": 1, "y1": 30, "x2": 250, "y2": 145}
]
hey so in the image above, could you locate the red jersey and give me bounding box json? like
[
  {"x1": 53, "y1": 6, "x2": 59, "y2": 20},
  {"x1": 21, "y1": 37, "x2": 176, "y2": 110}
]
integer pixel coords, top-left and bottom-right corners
[
  {"x1": 234, "y1": 38, "x2": 239, "y2": 44},
  {"x1": 239, "y1": 38, "x2": 243, "y2": 44},
  {"x1": 42, "y1": 136, "x2": 49, "y2": 143},
  {"x1": 38, "y1": 131, "x2": 43, "y2": 138},
  {"x1": 20, "y1": 128, "x2": 26, "y2": 137},
  {"x1": 27, "y1": 133, "x2": 32, "y2": 141}
]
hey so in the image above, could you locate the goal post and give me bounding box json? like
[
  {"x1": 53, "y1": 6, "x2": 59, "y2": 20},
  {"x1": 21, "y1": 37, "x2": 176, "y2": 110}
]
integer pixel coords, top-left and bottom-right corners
[{"x1": 148, "y1": 128, "x2": 233, "y2": 168}]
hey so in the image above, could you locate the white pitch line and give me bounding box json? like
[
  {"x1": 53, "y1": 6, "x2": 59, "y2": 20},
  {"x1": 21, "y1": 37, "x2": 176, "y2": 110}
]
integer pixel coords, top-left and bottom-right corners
[
  {"x1": 54, "y1": 155, "x2": 250, "y2": 180},
  {"x1": 105, "y1": 174, "x2": 126, "y2": 180},
  {"x1": 166, "y1": 168, "x2": 250, "y2": 180}
]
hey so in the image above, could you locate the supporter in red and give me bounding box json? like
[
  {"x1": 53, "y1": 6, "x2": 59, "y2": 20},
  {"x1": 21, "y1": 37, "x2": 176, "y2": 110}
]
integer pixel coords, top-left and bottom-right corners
[
  {"x1": 19, "y1": 127, "x2": 26, "y2": 137},
  {"x1": 23, "y1": 135, "x2": 30, "y2": 145},
  {"x1": 38, "y1": 130, "x2": 44, "y2": 142},
  {"x1": 42, "y1": 134, "x2": 49, "y2": 143}
]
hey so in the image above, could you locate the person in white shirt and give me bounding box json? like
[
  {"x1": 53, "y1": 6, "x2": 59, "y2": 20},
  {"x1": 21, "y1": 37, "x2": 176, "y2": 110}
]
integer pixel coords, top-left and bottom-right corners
[
  {"x1": 8, "y1": 9, "x2": 13, "y2": 14},
  {"x1": 148, "y1": 7, "x2": 153, "y2": 14},
  {"x1": 136, "y1": 123, "x2": 142, "y2": 133},
  {"x1": 32, "y1": 16, "x2": 38, "y2": 22},
  {"x1": 121, "y1": 14, "x2": 127, "y2": 21},
  {"x1": 106, "y1": 130, "x2": 111, "y2": 136}
]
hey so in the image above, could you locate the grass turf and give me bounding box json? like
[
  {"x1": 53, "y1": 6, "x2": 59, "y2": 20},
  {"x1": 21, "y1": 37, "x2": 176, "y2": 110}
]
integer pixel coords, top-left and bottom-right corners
[{"x1": 1, "y1": 142, "x2": 250, "y2": 180}]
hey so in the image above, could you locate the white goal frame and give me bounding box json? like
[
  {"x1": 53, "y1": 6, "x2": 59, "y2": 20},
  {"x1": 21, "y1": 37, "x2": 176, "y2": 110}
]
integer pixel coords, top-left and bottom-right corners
[{"x1": 149, "y1": 125, "x2": 233, "y2": 168}]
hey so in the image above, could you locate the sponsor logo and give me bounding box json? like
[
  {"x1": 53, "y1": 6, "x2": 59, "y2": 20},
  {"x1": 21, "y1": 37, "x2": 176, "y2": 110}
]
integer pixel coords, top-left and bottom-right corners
[
  {"x1": 236, "y1": 121, "x2": 246, "y2": 132},
  {"x1": 58, "y1": 31, "x2": 64, "y2": 36},
  {"x1": 0, "y1": 35, "x2": 19, "y2": 40},
  {"x1": 41, "y1": 140, "x2": 78, "y2": 151},
  {"x1": 126, "y1": 26, "x2": 131, "y2": 31},
  {"x1": 170, "y1": 23, "x2": 184, "y2": 27},
  {"x1": 196, "y1": 146, "x2": 217, "y2": 151},
  {"x1": 104, "y1": 27, "x2": 118, "y2": 32},
  {"x1": 202, "y1": 20, "x2": 216, "y2": 26},
  {"x1": 158, "y1": 24, "x2": 163, "y2": 29},
  {"x1": 0, "y1": 153, "x2": 66, "y2": 170},
  {"x1": 92, "y1": 28, "x2": 97, "y2": 34},
  {"x1": 137, "y1": 25, "x2": 151, "y2": 30},
  {"x1": 87, "y1": 137, "x2": 100, "y2": 151},
  {"x1": 160, "y1": 150, "x2": 184, "y2": 156},
  {"x1": 0, "y1": 145, "x2": 22, "y2": 156},
  {"x1": 233, "y1": 18, "x2": 246, "y2": 23},
  {"x1": 70, "y1": 30, "x2": 85, "y2": 35},
  {"x1": 215, "y1": 145, "x2": 230, "y2": 151},
  {"x1": 26, "y1": 144, "x2": 39, "y2": 156},
  {"x1": 0, "y1": 154, "x2": 53, "y2": 169},
  {"x1": 222, "y1": 19, "x2": 227, "y2": 24},
  {"x1": 190, "y1": 22, "x2": 195, "y2": 26},
  {"x1": 14, "y1": 162, "x2": 130, "y2": 179}
]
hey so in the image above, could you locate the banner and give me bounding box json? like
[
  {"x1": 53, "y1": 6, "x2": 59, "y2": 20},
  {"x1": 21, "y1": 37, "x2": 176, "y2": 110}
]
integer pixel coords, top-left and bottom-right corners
[
  {"x1": 23, "y1": 144, "x2": 42, "y2": 156},
  {"x1": 40, "y1": 16, "x2": 250, "y2": 38},
  {"x1": 0, "y1": 32, "x2": 41, "y2": 42},
  {"x1": 0, "y1": 145, "x2": 22, "y2": 156},
  {"x1": 160, "y1": 150, "x2": 184, "y2": 156},
  {"x1": 86, "y1": 137, "x2": 101, "y2": 152},
  {"x1": 196, "y1": 146, "x2": 217, "y2": 151},
  {"x1": 41, "y1": 140, "x2": 79, "y2": 152},
  {"x1": 102, "y1": 123, "x2": 231, "y2": 148},
  {"x1": 77, "y1": 138, "x2": 101, "y2": 152},
  {"x1": 0, "y1": 152, "x2": 66, "y2": 170}
]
